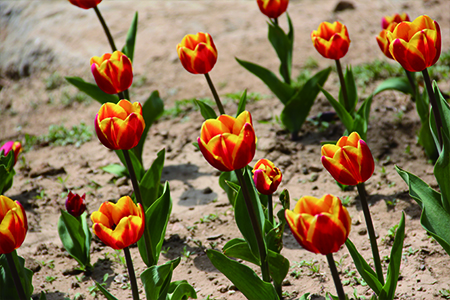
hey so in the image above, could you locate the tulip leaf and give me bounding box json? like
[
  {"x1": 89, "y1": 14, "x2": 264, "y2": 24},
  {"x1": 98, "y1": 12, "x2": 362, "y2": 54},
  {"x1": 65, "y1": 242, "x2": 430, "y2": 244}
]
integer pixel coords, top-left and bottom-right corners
[
  {"x1": 339, "y1": 66, "x2": 357, "y2": 113},
  {"x1": 345, "y1": 239, "x2": 382, "y2": 295},
  {"x1": 100, "y1": 163, "x2": 128, "y2": 178},
  {"x1": 166, "y1": 280, "x2": 197, "y2": 300},
  {"x1": 236, "y1": 89, "x2": 247, "y2": 117},
  {"x1": 122, "y1": 11, "x2": 138, "y2": 62},
  {"x1": 0, "y1": 151, "x2": 15, "y2": 195},
  {"x1": 267, "y1": 250, "x2": 289, "y2": 294},
  {"x1": 418, "y1": 118, "x2": 438, "y2": 162},
  {"x1": 206, "y1": 249, "x2": 279, "y2": 300},
  {"x1": 39, "y1": 291, "x2": 47, "y2": 300},
  {"x1": 140, "y1": 258, "x2": 180, "y2": 300},
  {"x1": 379, "y1": 212, "x2": 405, "y2": 300},
  {"x1": 265, "y1": 216, "x2": 284, "y2": 253},
  {"x1": 299, "y1": 293, "x2": 311, "y2": 300},
  {"x1": 236, "y1": 58, "x2": 295, "y2": 104},
  {"x1": 373, "y1": 77, "x2": 414, "y2": 96},
  {"x1": 268, "y1": 19, "x2": 292, "y2": 84},
  {"x1": 320, "y1": 86, "x2": 354, "y2": 132},
  {"x1": 280, "y1": 67, "x2": 331, "y2": 135},
  {"x1": 95, "y1": 281, "x2": 119, "y2": 300},
  {"x1": 194, "y1": 99, "x2": 217, "y2": 120},
  {"x1": 65, "y1": 76, "x2": 119, "y2": 104},
  {"x1": 133, "y1": 90, "x2": 164, "y2": 165},
  {"x1": 353, "y1": 94, "x2": 373, "y2": 140},
  {"x1": 219, "y1": 171, "x2": 239, "y2": 207},
  {"x1": 116, "y1": 149, "x2": 144, "y2": 181},
  {"x1": 0, "y1": 251, "x2": 34, "y2": 300},
  {"x1": 223, "y1": 238, "x2": 260, "y2": 265},
  {"x1": 140, "y1": 149, "x2": 165, "y2": 211}
]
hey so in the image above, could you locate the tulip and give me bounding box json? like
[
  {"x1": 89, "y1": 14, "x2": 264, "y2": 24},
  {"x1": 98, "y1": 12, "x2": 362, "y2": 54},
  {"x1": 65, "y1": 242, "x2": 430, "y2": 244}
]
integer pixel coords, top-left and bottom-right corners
[
  {"x1": 91, "y1": 196, "x2": 145, "y2": 250},
  {"x1": 381, "y1": 13, "x2": 410, "y2": 30},
  {"x1": 0, "y1": 196, "x2": 28, "y2": 254},
  {"x1": 285, "y1": 194, "x2": 351, "y2": 255},
  {"x1": 65, "y1": 192, "x2": 86, "y2": 218},
  {"x1": 177, "y1": 32, "x2": 218, "y2": 74},
  {"x1": 198, "y1": 111, "x2": 256, "y2": 172},
  {"x1": 252, "y1": 159, "x2": 282, "y2": 195},
  {"x1": 95, "y1": 99, "x2": 145, "y2": 150},
  {"x1": 0, "y1": 141, "x2": 22, "y2": 166},
  {"x1": 90, "y1": 51, "x2": 133, "y2": 94},
  {"x1": 376, "y1": 23, "x2": 398, "y2": 60},
  {"x1": 386, "y1": 15, "x2": 441, "y2": 72},
  {"x1": 256, "y1": 0, "x2": 289, "y2": 19},
  {"x1": 311, "y1": 21, "x2": 350, "y2": 60},
  {"x1": 68, "y1": 0, "x2": 101, "y2": 9},
  {"x1": 321, "y1": 132, "x2": 374, "y2": 186}
]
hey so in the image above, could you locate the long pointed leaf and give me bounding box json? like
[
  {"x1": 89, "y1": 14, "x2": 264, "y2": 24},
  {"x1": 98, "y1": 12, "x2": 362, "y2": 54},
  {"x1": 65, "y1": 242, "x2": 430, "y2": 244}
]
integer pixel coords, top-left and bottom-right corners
[
  {"x1": 194, "y1": 99, "x2": 217, "y2": 120},
  {"x1": 236, "y1": 90, "x2": 247, "y2": 117},
  {"x1": 121, "y1": 12, "x2": 138, "y2": 62},
  {"x1": 373, "y1": 77, "x2": 414, "y2": 96},
  {"x1": 140, "y1": 258, "x2": 180, "y2": 300},
  {"x1": 320, "y1": 87, "x2": 354, "y2": 131},
  {"x1": 65, "y1": 77, "x2": 119, "y2": 105},
  {"x1": 139, "y1": 149, "x2": 165, "y2": 210}
]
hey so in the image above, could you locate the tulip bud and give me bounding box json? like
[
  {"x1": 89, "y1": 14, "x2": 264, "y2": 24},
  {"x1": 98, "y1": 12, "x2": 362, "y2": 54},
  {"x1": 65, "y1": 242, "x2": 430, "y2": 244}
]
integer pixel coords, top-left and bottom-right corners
[
  {"x1": 311, "y1": 21, "x2": 351, "y2": 60},
  {"x1": 68, "y1": 0, "x2": 102, "y2": 9},
  {"x1": 95, "y1": 100, "x2": 145, "y2": 150},
  {"x1": 0, "y1": 195, "x2": 28, "y2": 254},
  {"x1": 90, "y1": 51, "x2": 133, "y2": 95},
  {"x1": 252, "y1": 159, "x2": 282, "y2": 195},
  {"x1": 285, "y1": 194, "x2": 351, "y2": 255},
  {"x1": 0, "y1": 141, "x2": 22, "y2": 166},
  {"x1": 256, "y1": 0, "x2": 289, "y2": 19},
  {"x1": 177, "y1": 32, "x2": 218, "y2": 74},
  {"x1": 65, "y1": 192, "x2": 86, "y2": 217}
]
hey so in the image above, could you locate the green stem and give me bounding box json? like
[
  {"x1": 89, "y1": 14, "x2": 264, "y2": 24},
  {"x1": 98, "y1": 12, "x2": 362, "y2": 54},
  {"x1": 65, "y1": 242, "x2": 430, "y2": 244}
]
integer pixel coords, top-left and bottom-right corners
[
  {"x1": 93, "y1": 6, "x2": 117, "y2": 52},
  {"x1": 335, "y1": 59, "x2": 349, "y2": 112},
  {"x1": 357, "y1": 183, "x2": 384, "y2": 285},
  {"x1": 204, "y1": 73, "x2": 225, "y2": 115},
  {"x1": 422, "y1": 68, "x2": 443, "y2": 150},
  {"x1": 5, "y1": 252, "x2": 27, "y2": 300},
  {"x1": 326, "y1": 253, "x2": 346, "y2": 300},
  {"x1": 123, "y1": 247, "x2": 140, "y2": 300},
  {"x1": 403, "y1": 68, "x2": 417, "y2": 102},
  {"x1": 122, "y1": 150, "x2": 155, "y2": 266},
  {"x1": 267, "y1": 194, "x2": 274, "y2": 225},
  {"x1": 118, "y1": 91, "x2": 125, "y2": 100},
  {"x1": 235, "y1": 169, "x2": 271, "y2": 283}
]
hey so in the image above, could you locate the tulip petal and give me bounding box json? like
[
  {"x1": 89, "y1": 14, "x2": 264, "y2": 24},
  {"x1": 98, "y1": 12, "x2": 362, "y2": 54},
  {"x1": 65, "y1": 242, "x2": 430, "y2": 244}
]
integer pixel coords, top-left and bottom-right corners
[
  {"x1": 321, "y1": 155, "x2": 358, "y2": 186},
  {"x1": 309, "y1": 213, "x2": 347, "y2": 254}
]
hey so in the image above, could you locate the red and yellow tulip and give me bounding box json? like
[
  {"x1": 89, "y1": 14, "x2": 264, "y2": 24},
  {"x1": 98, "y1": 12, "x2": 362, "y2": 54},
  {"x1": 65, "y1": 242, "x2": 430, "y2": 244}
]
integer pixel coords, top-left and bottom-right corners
[
  {"x1": 381, "y1": 13, "x2": 410, "y2": 30},
  {"x1": 90, "y1": 51, "x2": 133, "y2": 94},
  {"x1": 65, "y1": 192, "x2": 86, "y2": 218},
  {"x1": 377, "y1": 13, "x2": 411, "y2": 60},
  {"x1": 256, "y1": 0, "x2": 289, "y2": 19},
  {"x1": 198, "y1": 111, "x2": 256, "y2": 172},
  {"x1": 0, "y1": 141, "x2": 22, "y2": 166},
  {"x1": 252, "y1": 159, "x2": 282, "y2": 195},
  {"x1": 95, "y1": 100, "x2": 145, "y2": 150},
  {"x1": 311, "y1": 21, "x2": 350, "y2": 60},
  {"x1": 386, "y1": 15, "x2": 441, "y2": 72},
  {"x1": 285, "y1": 194, "x2": 351, "y2": 255},
  {"x1": 68, "y1": 0, "x2": 101, "y2": 9},
  {"x1": 91, "y1": 196, "x2": 145, "y2": 250},
  {"x1": 0, "y1": 196, "x2": 28, "y2": 254},
  {"x1": 321, "y1": 132, "x2": 374, "y2": 186},
  {"x1": 177, "y1": 32, "x2": 218, "y2": 75}
]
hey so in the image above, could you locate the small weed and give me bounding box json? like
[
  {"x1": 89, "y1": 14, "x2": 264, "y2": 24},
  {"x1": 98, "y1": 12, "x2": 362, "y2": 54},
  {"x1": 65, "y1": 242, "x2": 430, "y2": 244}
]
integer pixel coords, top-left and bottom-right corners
[
  {"x1": 61, "y1": 90, "x2": 91, "y2": 107},
  {"x1": 57, "y1": 175, "x2": 69, "y2": 189},
  {"x1": 209, "y1": 241, "x2": 218, "y2": 249},
  {"x1": 64, "y1": 293, "x2": 83, "y2": 300},
  {"x1": 291, "y1": 259, "x2": 321, "y2": 276},
  {"x1": 405, "y1": 144, "x2": 411, "y2": 154},
  {"x1": 202, "y1": 295, "x2": 219, "y2": 300},
  {"x1": 382, "y1": 224, "x2": 399, "y2": 244},
  {"x1": 385, "y1": 198, "x2": 398, "y2": 207},
  {"x1": 112, "y1": 250, "x2": 126, "y2": 268},
  {"x1": 341, "y1": 196, "x2": 352, "y2": 207},
  {"x1": 35, "y1": 190, "x2": 47, "y2": 200},
  {"x1": 186, "y1": 225, "x2": 197, "y2": 232},
  {"x1": 195, "y1": 213, "x2": 218, "y2": 224},
  {"x1": 224, "y1": 91, "x2": 265, "y2": 102},
  {"x1": 161, "y1": 247, "x2": 170, "y2": 254},
  {"x1": 88, "y1": 273, "x2": 109, "y2": 298},
  {"x1": 45, "y1": 276, "x2": 57, "y2": 283},
  {"x1": 181, "y1": 246, "x2": 194, "y2": 260},
  {"x1": 439, "y1": 288, "x2": 450, "y2": 299},
  {"x1": 163, "y1": 98, "x2": 213, "y2": 118},
  {"x1": 45, "y1": 72, "x2": 64, "y2": 90},
  {"x1": 41, "y1": 259, "x2": 55, "y2": 269},
  {"x1": 404, "y1": 247, "x2": 419, "y2": 257},
  {"x1": 352, "y1": 60, "x2": 402, "y2": 88}
]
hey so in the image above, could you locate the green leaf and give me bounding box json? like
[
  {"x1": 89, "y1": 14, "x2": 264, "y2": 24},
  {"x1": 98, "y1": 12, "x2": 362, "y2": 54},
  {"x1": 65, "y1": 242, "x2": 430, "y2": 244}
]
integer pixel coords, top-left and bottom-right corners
[
  {"x1": 140, "y1": 258, "x2": 180, "y2": 300},
  {"x1": 320, "y1": 86, "x2": 354, "y2": 131},
  {"x1": 0, "y1": 252, "x2": 34, "y2": 300},
  {"x1": 267, "y1": 250, "x2": 289, "y2": 291},
  {"x1": 58, "y1": 210, "x2": 89, "y2": 269},
  {"x1": 268, "y1": 21, "x2": 292, "y2": 83},
  {"x1": 139, "y1": 149, "x2": 165, "y2": 210},
  {"x1": 298, "y1": 293, "x2": 311, "y2": 300},
  {"x1": 236, "y1": 90, "x2": 247, "y2": 117},
  {"x1": 121, "y1": 12, "x2": 138, "y2": 62},
  {"x1": 434, "y1": 129, "x2": 450, "y2": 213},
  {"x1": 219, "y1": 171, "x2": 239, "y2": 207},
  {"x1": 345, "y1": 239, "x2": 382, "y2": 295},
  {"x1": 280, "y1": 67, "x2": 331, "y2": 134},
  {"x1": 206, "y1": 250, "x2": 279, "y2": 300},
  {"x1": 353, "y1": 95, "x2": 373, "y2": 140},
  {"x1": 339, "y1": 66, "x2": 358, "y2": 113},
  {"x1": 373, "y1": 77, "x2": 414, "y2": 96},
  {"x1": 223, "y1": 238, "x2": 260, "y2": 265},
  {"x1": 100, "y1": 163, "x2": 128, "y2": 178},
  {"x1": 166, "y1": 280, "x2": 197, "y2": 300},
  {"x1": 0, "y1": 151, "x2": 15, "y2": 195},
  {"x1": 418, "y1": 118, "x2": 438, "y2": 162},
  {"x1": 39, "y1": 291, "x2": 47, "y2": 300},
  {"x1": 132, "y1": 90, "x2": 164, "y2": 164},
  {"x1": 65, "y1": 77, "x2": 119, "y2": 105},
  {"x1": 379, "y1": 212, "x2": 405, "y2": 300},
  {"x1": 115, "y1": 149, "x2": 144, "y2": 182},
  {"x1": 194, "y1": 99, "x2": 217, "y2": 120},
  {"x1": 236, "y1": 58, "x2": 295, "y2": 104},
  {"x1": 95, "y1": 281, "x2": 119, "y2": 300}
]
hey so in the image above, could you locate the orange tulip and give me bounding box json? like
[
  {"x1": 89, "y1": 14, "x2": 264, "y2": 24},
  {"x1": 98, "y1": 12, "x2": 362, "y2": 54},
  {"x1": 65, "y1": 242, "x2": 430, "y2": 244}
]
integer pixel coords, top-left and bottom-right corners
[
  {"x1": 386, "y1": 15, "x2": 441, "y2": 72},
  {"x1": 0, "y1": 141, "x2": 22, "y2": 166},
  {"x1": 65, "y1": 192, "x2": 86, "y2": 218},
  {"x1": 91, "y1": 196, "x2": 145, "y2": 250},
  {"x1": 177, "y1": 32, "x2": 218, "y2": 74},
  {"x1": 198, "y1": 111, "x2": 256, "y2": 172},
  {"x1": 252, "y1": 159, "x2": 282, "y2": 195},
  {"x1": 381, "y1": 13, "x2": 410, "y2": 30},
  {"x1": 68, "y1": 0, "x2": 101, "y2": 9},
  {"x1": 256, "y1": 0, "x2": 289, "y2": 19},
  {"x1": 95, "y1": 100, "x2": 145, "y2": 150},
  {"x1": 321, "y1": 132, "x2": 374, "y2": 186},
  {"x1": 285, "y1": 194, "x2": 351, "y2": 255},
  {"x1": 311, "y1": 21, "x2": 350, "y2": 60},
  {"x1": 90, "y1": 51, "x2": 133, "y2": 94},
  {"x1": 0, "y1": 196, "x2": 28, "y2": 254}
]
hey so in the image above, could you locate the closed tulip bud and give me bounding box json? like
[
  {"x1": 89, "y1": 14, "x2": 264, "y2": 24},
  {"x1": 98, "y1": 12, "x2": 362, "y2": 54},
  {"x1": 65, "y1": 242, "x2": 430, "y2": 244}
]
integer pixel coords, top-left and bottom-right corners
[
  {"x1": 0, "y1": 196, "x2": 28, "y2": 254},
  {"x1": 386, "y1": 15, "x2": 441, "y2": 72},
  {"x1": 0, "y1": 141, "x2": 22, "y2": 166},
  {"x1": 177, "y1": 32, "x2": 218, "y2": 74},
  {"x1": 65, "y1": 192, "x2": 86, "y2": 217},
  {"x1": 321, "y1": 132, "x2": 374, "y2": 186},
  {"x1": 95, "y1": 100, "x2": 145, "y2": 150},
  {"x1": 311, "y1": 21, "x2": 350, "y2": 60},
  {"x1": 285, "y1": 194, "x2": 351, "y2": 255},
  {"x1": 256, "y1": 0, "x2": 289, "y2": 19},
  {"x1": 252, "y1": 159, "x2": 282, "y2": 195},
  {"x1": 90, "y1": 51, "x2": 133, "y2": 94},
  {"x1": 91, "y1": 196, "x2": 145, "y2": 250},
  {"x1": 198, "y1": 111, "x2": 256, "y2": 172},
  {"x1": 68, "y1": 0, "x2": 101, "y2": 9},
  {"x1": 381, "y1": 13, "x2": 410, "y2": 30}
]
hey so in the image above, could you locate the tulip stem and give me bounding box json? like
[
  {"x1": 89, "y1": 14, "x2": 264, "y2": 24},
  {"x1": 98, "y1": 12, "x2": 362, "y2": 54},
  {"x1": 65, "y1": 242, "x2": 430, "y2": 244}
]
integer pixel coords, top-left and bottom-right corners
[
  {"x1": 93, "y1": 6, "x2": 117, "y2": 52},
  {"x1": 326, "y1": 253, "x2": 346, "y2": 300},
  {"x1": 118, "y1": 91, "x2": 125, "y2": 100},
  {"x1": 5, "y1": 252, "x2": 27, "y2": 300},
  {"x1": 335, "y1": 59, "x2": 349, "y2": 113},
  {"x1": 235, "y1": 169, "x2": 271, "y2": 283},
  {"x1": 357, "y1": 183, "x2": 384, "y2": 285},
  {"x1": 404, "y1": 69, "x2": 417, "y2": 102},
  {"x1": 204, "y1": 73, "x2": 226, "y2": 115},
  {"x1": 123, "y1": 247, "x2": 140, "y2": 300},
  {"x1": 122, "y1": 149, "x2": 155, "y2": 266},
  {"x1": 268, "y1": 194, "x2": 274, "y2": 224},
  {"x1": 422, "y1": 68, "x2": 443, "y2": 150}
]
